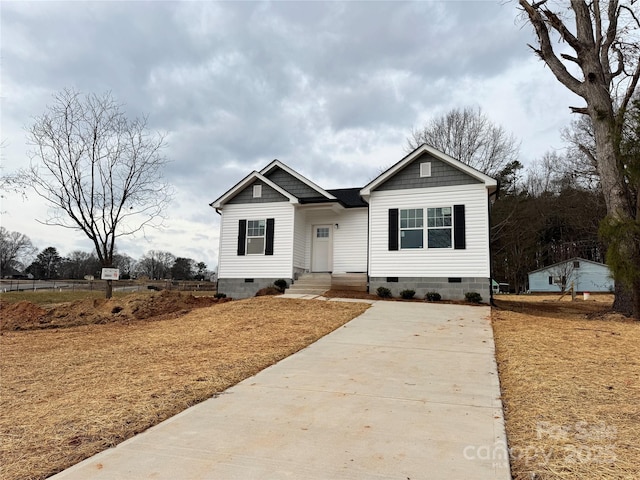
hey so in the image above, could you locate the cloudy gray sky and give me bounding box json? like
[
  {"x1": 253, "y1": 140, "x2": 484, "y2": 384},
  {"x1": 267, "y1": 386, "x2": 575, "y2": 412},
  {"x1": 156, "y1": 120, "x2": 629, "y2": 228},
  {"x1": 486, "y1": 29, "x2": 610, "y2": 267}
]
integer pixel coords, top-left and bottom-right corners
[{"x1": 1, "y1": 1, "x2": 581, "y2": 270}]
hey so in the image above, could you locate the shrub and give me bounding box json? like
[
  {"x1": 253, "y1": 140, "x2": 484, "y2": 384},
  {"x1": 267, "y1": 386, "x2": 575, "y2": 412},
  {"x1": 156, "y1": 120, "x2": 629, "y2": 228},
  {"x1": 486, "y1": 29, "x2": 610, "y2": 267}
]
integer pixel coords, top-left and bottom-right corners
[
  {"x1": 214, "y1": 293, "x2": 227, "y2": 299},
  {"x1": 274, "y1": 279, "x2": 288, "y2": 292},
  {"x1": 425, "y1": 291, "x2": 441, "y2": 302},
  {"x1": 255, "y1": 286, "x2": 281, "y2": 296},
  {"x1": 376, "y1": 286, "x2": 392, "y2": 298},
  {"x1": 400, "y1": 289, "x2": 415, "y2": 299},
  {"x1": 465, "y1": 292, "x2": 482, "y2": 304}
]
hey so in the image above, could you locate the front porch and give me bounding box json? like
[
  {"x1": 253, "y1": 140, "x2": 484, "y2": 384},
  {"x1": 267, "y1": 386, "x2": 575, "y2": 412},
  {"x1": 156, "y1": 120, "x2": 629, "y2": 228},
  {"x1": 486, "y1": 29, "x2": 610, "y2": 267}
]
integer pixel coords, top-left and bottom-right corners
[
  {"x1": 286, "y1": 272, "x2": 368, "y2": 295},
  {"x1": 293, "y1": 204, "x2": 368, "y2": 277}
]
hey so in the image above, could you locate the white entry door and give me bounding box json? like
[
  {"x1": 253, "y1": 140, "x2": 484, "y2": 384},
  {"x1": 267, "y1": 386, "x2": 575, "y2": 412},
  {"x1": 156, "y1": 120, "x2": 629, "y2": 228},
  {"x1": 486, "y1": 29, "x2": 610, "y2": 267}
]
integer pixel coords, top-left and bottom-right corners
[{"x1": 312, "y1": 225, "x2": 332, "y2": 272}]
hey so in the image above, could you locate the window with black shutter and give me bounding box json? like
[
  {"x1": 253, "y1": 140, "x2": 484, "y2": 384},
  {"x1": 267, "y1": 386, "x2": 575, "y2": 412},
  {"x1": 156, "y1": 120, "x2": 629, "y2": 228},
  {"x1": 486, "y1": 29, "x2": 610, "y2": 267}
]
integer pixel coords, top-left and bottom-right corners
[
  {"x1": 265, "y1": 218, "x2": 275, "y2": 255},
  {"x1": 453, "y1": 204, "x2": 466, "y2": 249},
  {"x1": 388, "y1": 209, "x2": 399, "y2": 251},
  {"x1": 237, "y1": 219, "x2": 247, "y2": 255}
]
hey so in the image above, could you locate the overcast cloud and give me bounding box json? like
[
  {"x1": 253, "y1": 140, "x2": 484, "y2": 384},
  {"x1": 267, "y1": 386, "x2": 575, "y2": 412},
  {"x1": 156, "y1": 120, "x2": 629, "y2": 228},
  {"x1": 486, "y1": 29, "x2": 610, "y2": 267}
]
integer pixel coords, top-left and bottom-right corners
[{"x1": 0, "y1": 1, "x2": 581, "y2": 270}]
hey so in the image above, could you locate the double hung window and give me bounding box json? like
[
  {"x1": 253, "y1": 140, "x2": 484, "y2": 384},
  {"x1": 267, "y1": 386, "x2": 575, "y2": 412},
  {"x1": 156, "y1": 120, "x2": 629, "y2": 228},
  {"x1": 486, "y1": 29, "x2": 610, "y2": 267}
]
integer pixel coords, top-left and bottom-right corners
[
  {"x1": 246, "y1": 219, "x2": 266, "y2": 254},
  {"x1": 400, "y1": 208, "x2": 423, "y2": 249},
  {"x1": 427, "y1": 207, "x2": 452, "y2": 248}
]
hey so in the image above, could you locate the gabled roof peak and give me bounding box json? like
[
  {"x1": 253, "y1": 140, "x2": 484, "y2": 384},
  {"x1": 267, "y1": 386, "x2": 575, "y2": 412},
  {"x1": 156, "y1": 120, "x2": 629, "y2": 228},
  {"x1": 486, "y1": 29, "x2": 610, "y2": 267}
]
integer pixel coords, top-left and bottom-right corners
[
  {"x1": 360, "y1": 144, "x2": 497, "y2": 197},
  {"x1": 209, "y1": 170, "x2": 297, "y2": 209},
  {"x1": 260, "y1": 159, "x2": 337, "y2": 200}
]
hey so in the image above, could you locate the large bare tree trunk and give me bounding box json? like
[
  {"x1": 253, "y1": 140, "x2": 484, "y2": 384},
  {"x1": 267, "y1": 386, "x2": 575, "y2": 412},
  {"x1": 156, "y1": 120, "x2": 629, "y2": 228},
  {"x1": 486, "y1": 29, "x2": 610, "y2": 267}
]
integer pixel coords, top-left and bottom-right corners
[{"x1": 519, "y1": 0, "x2": 640, "y2": 318}]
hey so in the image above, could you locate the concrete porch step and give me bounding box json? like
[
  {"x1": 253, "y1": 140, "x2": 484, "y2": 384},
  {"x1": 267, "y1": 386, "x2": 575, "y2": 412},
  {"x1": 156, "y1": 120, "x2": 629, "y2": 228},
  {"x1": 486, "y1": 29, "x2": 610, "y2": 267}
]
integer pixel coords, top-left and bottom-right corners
[
  {"x1": 331, "y1": 273, "x2": 368, "y2": 292},
  {"x1": 283, "y1": 288, "x2": 329, "y2": 295},
  {"x1": 285, "y1": 273, "x2": 331, "y2": 295},
  {"x1": 293, "y1": 274, "x2": 331, "y2": 283},
  {"x1": 285, "y1": 272, "x2": 368, "y2": 295}
]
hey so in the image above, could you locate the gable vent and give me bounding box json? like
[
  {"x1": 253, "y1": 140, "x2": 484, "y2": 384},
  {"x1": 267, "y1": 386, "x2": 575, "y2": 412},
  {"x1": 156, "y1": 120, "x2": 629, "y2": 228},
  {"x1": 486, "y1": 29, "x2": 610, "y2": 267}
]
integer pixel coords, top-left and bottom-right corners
[{"x1": 420, "y1": 162, "x2": 431, "y2": 178}]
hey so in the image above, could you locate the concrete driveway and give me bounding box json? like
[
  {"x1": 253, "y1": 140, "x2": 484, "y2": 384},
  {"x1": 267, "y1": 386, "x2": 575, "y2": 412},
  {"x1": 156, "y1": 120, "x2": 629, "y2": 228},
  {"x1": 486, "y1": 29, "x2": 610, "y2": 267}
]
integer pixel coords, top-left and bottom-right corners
[{"x1": 52, "y1": 300, "x2": 510, "y2": 480}]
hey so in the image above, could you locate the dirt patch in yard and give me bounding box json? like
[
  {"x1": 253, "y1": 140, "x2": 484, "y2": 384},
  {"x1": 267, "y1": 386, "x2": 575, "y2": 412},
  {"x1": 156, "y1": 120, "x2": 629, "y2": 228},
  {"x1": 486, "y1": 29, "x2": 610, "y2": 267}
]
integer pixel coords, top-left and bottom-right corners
[
  {"x1": 0, "y1": 296, "x2": 369, "y2": 480},
  {"x1": 0, "y1": 290, "x2": 227, "y2": 331},
  {"x1": 492, "y1": 295, "x2": 639, "y2": 479}
]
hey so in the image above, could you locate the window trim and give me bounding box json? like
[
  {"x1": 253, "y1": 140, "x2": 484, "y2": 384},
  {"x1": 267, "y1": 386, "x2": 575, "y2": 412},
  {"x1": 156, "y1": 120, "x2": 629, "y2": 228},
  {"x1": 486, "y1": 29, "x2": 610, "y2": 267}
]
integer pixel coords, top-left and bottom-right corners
[
  {"x1": 316, "y1": 226, "x2": 330, "y2": 238},
  {"x1": 426, "y1": 206, "x2": 453, "y2": 249},
  {"x1": 399, "y1": 208, "x2": 424, "y2": 249},
  {"x1": 246, "y1": 219, "x2": 266, "y2": 255}
]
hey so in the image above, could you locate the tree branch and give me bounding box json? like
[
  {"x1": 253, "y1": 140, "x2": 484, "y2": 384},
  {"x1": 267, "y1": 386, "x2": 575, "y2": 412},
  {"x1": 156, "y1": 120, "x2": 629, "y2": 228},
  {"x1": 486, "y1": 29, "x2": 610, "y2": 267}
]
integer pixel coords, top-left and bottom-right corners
[
  {"x1": 519, "y1": 0, "x2": 585, "y2": 97},
  {"x1": 570, "y1": 106, "x2": 590, "y2": 114}
]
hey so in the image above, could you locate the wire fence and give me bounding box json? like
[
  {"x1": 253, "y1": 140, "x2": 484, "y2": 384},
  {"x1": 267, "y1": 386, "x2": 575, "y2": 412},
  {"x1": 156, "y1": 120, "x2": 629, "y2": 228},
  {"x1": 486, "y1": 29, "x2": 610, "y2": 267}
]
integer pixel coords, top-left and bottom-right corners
[{"x1": 0, "y1": 279, "x2": 217, "y2": 294}]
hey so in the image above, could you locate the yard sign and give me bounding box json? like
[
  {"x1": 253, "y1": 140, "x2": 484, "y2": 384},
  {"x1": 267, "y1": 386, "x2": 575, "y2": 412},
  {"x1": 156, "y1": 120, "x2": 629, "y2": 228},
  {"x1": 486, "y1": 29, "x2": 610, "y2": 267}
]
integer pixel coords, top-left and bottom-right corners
[{"x1": 101, "y1": 268, "x2": 120, "y2": 281}]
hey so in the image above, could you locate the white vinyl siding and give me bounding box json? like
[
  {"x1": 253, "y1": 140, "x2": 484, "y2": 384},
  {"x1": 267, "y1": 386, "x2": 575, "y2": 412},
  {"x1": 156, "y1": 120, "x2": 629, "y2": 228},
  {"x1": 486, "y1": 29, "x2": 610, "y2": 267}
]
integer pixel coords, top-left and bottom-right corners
[
  {"x1": 218, "y1": 203, "x2": 294, "y2": 278},
  {"x1": 303, "y1": 208, "x2": 368, "y2": 273},
  {"x1": 368, "y1": 184, "x2": 490, "y2": 277},
  {"x1": 333, "y1": 209, "x2": 368, "y2": 273},
  {"x1": 293, "y1": 209, "x2": 306, "y2": 269}
]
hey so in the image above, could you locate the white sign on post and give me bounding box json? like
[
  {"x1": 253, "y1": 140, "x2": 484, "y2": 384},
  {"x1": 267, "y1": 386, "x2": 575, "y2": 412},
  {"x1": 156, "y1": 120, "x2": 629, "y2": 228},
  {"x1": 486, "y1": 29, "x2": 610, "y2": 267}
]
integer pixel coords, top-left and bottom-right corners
[{"x1": 101, "y1": 268, "x2": 120, "y2": 281}]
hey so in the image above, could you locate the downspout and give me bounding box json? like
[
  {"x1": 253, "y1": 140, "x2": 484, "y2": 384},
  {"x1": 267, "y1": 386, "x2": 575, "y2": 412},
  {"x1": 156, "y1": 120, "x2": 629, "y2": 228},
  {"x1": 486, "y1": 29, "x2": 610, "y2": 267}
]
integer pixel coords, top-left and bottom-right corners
[
  {"x1": 366, "y1": 198, "x2": 370, "y2": 293},
  {"x1": 213, "y1": 205, "x2": 223, "y2": 293},
  {"x1": 488, "y1": 180, "x2": 500, "y2": 307}
]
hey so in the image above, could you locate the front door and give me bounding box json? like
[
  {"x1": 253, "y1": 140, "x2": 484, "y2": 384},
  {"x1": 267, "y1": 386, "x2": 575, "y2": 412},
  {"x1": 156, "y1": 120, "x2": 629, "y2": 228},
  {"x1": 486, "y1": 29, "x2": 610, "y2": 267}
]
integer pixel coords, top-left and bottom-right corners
[{"x1": 312, "y1": 225, "x2": 332, "y2": 272}]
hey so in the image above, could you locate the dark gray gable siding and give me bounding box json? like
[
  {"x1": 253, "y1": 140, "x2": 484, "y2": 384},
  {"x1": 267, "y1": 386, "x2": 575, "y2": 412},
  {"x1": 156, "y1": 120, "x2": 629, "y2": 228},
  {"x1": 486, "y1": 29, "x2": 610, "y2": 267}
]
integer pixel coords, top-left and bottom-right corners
[
  {"x1": 375, "y1": 153, "x2": 482, "y2": 191},
  {"x1": 226, "y1": 180, "x2": 289, "y2": 204},
  {"x1": 265, "y1": 167, "x2": 322, "y2": 199}
]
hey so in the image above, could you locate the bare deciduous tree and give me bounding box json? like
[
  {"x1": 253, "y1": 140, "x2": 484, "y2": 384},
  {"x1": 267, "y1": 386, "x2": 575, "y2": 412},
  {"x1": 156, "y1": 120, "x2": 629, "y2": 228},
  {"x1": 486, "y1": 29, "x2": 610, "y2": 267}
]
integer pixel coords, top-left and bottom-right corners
[
  {"x1": 1, "y1": 141, "x2": 27, "y2": 206},
  {"x1": 0, "y1": 227, "x2": 37, "y2": 274},
  {"x1": 406, "y1": 106, "x2": 520, "y2": 176},
  {"x1": 519, "y1": 0, "x2": 640, "y2": 317},
  {"x1": 26, "y1": 89, "x2": 173, "y2": 298},
  {"x1": 136, "y1": 250, "x2": 176, "y2": 280},
  {"x1": 561, "y1": 116, "x2": 600, "y2": 185}
]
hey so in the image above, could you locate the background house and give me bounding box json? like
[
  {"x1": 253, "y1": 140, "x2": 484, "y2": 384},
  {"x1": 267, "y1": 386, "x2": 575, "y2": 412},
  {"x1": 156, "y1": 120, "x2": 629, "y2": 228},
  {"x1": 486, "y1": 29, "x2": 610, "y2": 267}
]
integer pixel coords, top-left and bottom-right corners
[{"x1": 528, "y1": 257, "x2": 614, "y2": 293}]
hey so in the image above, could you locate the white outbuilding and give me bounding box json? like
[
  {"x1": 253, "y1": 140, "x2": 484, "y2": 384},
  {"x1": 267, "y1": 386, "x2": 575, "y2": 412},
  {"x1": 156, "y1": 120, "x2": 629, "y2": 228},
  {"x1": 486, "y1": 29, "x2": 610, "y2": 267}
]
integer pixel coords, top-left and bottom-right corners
[{"x1": 528, "y1": 257, "x2": 614, "y2": 293}]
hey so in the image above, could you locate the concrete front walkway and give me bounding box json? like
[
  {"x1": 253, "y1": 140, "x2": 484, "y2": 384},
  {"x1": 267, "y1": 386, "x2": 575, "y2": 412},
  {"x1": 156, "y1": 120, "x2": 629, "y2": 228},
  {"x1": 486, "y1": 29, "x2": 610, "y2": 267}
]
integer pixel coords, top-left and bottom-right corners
[{"x1": 52, "y1": 301, "x2": 510, "y2": 480}]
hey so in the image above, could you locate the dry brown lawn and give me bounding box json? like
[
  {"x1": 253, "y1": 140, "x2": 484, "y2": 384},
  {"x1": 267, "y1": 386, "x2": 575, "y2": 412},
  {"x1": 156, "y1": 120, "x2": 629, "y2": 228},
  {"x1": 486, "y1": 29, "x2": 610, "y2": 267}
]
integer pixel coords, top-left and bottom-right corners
[
  {"x1": 3, "y1": 290, "x2": 639, "y2": 480},
  {"x1": 0, "y1": 295, "x2": 369, "y2": 480},
  {"x1": 492, "y1": 295, "x2": 640, "y2": 480}
]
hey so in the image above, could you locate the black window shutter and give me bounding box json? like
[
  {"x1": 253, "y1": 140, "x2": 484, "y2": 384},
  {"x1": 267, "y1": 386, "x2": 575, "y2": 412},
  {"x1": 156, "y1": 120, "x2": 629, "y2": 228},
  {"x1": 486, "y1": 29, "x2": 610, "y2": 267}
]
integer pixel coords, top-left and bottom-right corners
[
  {"x1": 388, "y1": 209, "x2": 399, "y2": 251},
  {"x1": 454, "y1": 204, "x2": 466, "y2": 250},
  {"x1": 237, "y1": 219, "x2": 247, "y2": 256},
  {"x1": 265, "y1": 218, "x2": 275, "y2": 255}
]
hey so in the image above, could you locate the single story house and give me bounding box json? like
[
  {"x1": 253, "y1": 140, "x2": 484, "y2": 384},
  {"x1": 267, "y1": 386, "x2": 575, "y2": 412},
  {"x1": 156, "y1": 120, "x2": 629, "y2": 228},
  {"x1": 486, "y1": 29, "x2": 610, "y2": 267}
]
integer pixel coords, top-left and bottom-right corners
[
  {"x1": 528, "y1": 257, "x2": 614, "y2": 293},
  {"x1": 210, "y1": 144, "x2": 498, "y2": 299}
]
